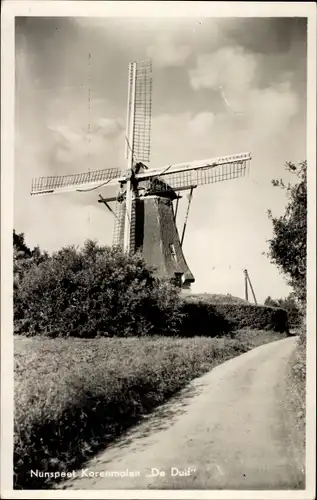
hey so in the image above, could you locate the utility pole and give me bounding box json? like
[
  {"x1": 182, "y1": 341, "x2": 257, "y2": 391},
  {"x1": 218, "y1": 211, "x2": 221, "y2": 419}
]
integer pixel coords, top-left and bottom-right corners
[
  {"x1": 244, "y1": 269, "x2": 249, "y2": 302},
  {"x1": 244, "y1": 269, "x2": 257, "y2": 304}
]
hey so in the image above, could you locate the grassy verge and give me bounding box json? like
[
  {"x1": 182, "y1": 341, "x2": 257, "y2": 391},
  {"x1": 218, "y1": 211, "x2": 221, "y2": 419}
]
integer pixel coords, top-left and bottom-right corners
[
  {"x1": 286, "y1": 329, "x2": 306, "y2": 483},
  {"x1": 290, "y1": 331, "x2": 306, "y2": 427},
  {"x1": 14, "y1": 330, "x2": 286, "y2": 490}
]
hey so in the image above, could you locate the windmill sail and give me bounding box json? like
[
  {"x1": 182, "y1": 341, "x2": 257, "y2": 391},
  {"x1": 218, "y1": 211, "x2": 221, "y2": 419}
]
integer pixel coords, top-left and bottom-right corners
[
  {"x1": 112, "y1": 197, "x2": 126, "y2": 247},
  {"x1": 122, "y1": 60, "x2": 152, "y2": 252},
  {"x1": 131, "y1": 60, "x2": 152, "y2": 163},
  {"x1": 31, "y1": 167, "x2": 121, "y2": 195},
  {"x1": 31, "y1": 153, "x2": 250, "y2": 196},
  {"x1": 125, "y1": 60, "x2": 152, "y2": 163},
  {"x1": 155, "y1": 158, "x2": 247, "y2": 191},
  {"x1": 134, "y1": 152, "x2": 251, "y2": 194}
]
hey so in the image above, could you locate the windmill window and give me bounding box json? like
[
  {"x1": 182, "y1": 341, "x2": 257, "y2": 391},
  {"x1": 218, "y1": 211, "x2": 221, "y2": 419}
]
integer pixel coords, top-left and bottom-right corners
[{"x1": 170, "y1": 244, "x2": 177, "y2": 262}]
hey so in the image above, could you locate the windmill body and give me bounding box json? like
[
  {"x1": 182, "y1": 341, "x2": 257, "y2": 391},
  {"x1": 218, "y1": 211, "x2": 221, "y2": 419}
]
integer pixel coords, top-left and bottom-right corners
[
  {"x1": 31, "y1": 60, "x2": 251, "y2": 289},
  {"x1": 111, "y1": 170, "x2": 195, "y2": 288}
]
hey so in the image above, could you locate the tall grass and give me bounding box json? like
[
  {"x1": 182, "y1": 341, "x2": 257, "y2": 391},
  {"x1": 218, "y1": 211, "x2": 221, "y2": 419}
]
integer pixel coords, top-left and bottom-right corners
[
  {"x1": 290, "y1": 329, "x2": 306, "y2": 429},
  {"x1": 14, "y1": 330, "x2": 286, "y2": 490},
  {"x1": 284, "y1": 327, "x2": 306, "y2": 487}
]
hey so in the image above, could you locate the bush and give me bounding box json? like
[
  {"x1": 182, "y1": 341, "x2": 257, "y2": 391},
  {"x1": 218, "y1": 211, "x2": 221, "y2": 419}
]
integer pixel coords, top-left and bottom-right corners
[
  {"x1": 179, "y1": 296, "x2": 289, "y2": 336},
  {"x1": 14, "y1": 241, "x2": 183, "y2": 338}
]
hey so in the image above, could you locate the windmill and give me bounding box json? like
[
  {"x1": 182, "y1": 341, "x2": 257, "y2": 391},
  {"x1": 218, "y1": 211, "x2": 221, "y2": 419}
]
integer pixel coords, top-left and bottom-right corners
[{"x1": 31, "y1": 60, "x2": 252, "y2": 289}]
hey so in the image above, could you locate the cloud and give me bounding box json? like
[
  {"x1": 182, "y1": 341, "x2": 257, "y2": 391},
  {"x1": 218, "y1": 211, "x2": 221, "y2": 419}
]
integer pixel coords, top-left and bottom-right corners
[
  {"x1": 147, "y1": 35, "x2": 191, "y2": 68},
  {"x1": 187, "y1": 44, "x2": 299, "y2": 149},
  {"x1": 189, "y1": 112, "x2": 215, "y2": 138},
  {"x1": 189, "y1": 46, "x2": 257, "y2": 94},
  {"x1": 93, "y1": 117, "x2": 124, "y2": 138},
  {"x1": 246, "y1": 83, "x2": 298, "y2": 139},
  {"x1": 45, "y1": 115, "x2": 124, "y2": 171}
]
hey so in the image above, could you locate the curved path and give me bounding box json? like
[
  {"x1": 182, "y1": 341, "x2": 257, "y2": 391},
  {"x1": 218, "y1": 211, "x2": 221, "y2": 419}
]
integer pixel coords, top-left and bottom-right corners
[{"x1": 58, "y1": 337, "x2": 304, "y2": 490}]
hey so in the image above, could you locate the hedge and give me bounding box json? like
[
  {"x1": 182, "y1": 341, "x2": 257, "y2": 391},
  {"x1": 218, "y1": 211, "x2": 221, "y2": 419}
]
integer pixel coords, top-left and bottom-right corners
[{"x1": 179, "y1": 297, "x2": 289, "y2": 336}]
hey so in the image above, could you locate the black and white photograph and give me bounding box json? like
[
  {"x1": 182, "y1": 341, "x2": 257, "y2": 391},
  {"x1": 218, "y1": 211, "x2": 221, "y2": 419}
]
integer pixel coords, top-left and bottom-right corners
[{"x1": 1, "y1": 1, "x2": 316, "y2": 498}]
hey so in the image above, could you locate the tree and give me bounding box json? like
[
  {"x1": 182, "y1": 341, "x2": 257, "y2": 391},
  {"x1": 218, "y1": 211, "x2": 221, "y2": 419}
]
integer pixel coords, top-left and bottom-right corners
[
  {"x1": 264, "y1": 296, "x2": 279, "y2": 308},
  {"x1": 267, "y1": 161, "x2": 307, "y2": 307},
  {"x1": 13, "y1": 231, "x2": 49, "y2": 316},
  {"x1": 264, "y1": 292, "x2": 303, "y2": 327},
  {"x1": 13, "y1": 230, "x2": 32, "y2": 258},
  {"x1": 13, "y1": 231, "x2": 48, "y2": 266}
]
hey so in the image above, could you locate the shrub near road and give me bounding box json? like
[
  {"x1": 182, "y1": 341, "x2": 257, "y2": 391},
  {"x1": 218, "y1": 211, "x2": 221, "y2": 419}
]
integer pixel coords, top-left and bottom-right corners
[{"x1": 14, "y1": 330, "x2": 286, "y2": 490}]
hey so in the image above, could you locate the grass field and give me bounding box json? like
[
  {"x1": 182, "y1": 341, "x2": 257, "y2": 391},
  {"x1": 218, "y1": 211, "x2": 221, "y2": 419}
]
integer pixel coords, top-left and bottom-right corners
[{"x1": 14, "y1": 329, "x2": 287, "y2": 489}]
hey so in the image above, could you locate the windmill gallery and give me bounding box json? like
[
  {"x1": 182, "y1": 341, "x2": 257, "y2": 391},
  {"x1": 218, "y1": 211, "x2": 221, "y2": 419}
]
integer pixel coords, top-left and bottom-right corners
[{"x1": 31, "y1": 60, "x2": 252, "y2": 289}]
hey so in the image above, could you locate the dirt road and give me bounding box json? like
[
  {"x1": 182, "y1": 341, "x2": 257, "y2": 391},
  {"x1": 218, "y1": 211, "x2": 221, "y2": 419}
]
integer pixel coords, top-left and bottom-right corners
[{"x1": 58, "y1": 337, "x2": 304, "y2": 490}]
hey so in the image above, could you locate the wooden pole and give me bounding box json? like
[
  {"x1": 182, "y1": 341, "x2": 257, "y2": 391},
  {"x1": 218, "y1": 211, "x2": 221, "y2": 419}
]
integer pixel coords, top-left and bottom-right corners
[
  {"x1": 180, "y1": 187, "x2": 194, "y2": 247},
  {"x1": 244, "y1": 269, "x2": 249, "y2": 302},
  {"x1": 174, "y1": 195, "x2": 180, "y2": 220},
  {"x1": 247, "y1": 271, "x2": 258, "y2": 304}
]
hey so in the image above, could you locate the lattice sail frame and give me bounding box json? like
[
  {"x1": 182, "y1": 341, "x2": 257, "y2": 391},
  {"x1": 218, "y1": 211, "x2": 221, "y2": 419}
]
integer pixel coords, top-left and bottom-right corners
[
  {"x1": 134, "y1": 153, "x2": 251, "y2": 194},
  {"x1": 30, "y1": 153, "x2": 251, "y2": 196},
  {"x1": 31, "y1": 167, "x2": 121, "y2": 195},
  {"x1": 125, "y1": 60, "x2": 152, "y2": 164},
  {"x1": 132, "y1": 61, "x2": 152, "y2": 163},
  {"x1": 160, "y1": 160, "x2": 246, "y2": 191}
]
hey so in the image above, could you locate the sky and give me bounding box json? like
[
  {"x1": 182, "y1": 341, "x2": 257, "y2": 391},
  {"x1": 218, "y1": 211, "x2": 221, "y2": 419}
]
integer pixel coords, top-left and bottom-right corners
[{"x1": 14, "y1": 16, "x2": 307, "y2": 303}]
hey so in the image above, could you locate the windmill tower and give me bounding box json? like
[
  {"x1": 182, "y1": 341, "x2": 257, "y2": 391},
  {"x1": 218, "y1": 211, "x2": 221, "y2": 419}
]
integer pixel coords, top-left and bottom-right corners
[{"x1": 31, "y1": 60, "x2": 251, "y2": 289}]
